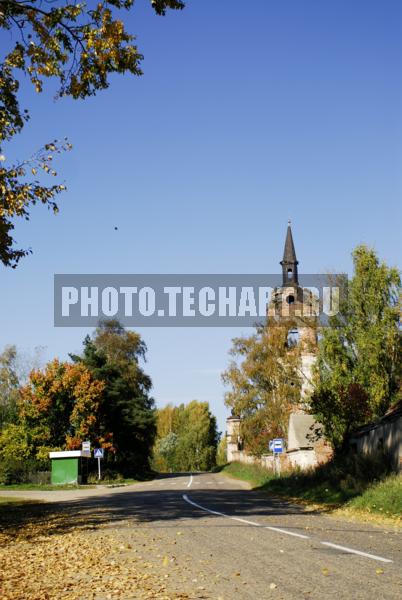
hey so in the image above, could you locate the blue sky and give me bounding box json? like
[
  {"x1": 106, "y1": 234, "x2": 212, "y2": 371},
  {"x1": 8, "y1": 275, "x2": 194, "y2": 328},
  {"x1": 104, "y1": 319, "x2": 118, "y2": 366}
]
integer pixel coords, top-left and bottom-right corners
[{"x1": 1, "y1": 0, "x2": 401, "y2": 432}]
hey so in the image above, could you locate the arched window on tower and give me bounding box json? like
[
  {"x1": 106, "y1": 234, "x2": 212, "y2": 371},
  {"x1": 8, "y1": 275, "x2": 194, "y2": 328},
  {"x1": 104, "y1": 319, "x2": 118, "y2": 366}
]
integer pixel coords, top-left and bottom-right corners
[{"x1": 287, "y1": 268, "x2": 293, "y2": 280}]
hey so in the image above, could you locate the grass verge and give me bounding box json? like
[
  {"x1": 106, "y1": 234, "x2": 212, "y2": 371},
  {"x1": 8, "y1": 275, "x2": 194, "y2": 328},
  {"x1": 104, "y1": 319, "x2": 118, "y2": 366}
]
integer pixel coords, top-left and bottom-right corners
[
  {"x1": 0, "y1": 483, "x2": 93, "y2": 491},
  {"x1": 0, "y1": 496, "x2": 37, "y2": 505},
  {"x1": 220, "y1": 461, "x2": 402, "y2": 524},
  {"x1": 0, "y1": 477, "x2": 140, "y2": 490}
]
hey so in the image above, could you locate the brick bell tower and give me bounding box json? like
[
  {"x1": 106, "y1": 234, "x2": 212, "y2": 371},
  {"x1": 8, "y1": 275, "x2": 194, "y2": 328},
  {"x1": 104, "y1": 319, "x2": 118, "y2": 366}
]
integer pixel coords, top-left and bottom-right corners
[
  {"x1": 271, "y1": 223, "x2": 331, "y2": 468},
  {"x1": 270, "y1": 221, "x2": 317, "y2": 353},
  {"x1": 224, "y1": 222, "x2": 327, "y2": 468},
  {"x1": 269, "y1": 221, "x2": 318, "y2": 400}
]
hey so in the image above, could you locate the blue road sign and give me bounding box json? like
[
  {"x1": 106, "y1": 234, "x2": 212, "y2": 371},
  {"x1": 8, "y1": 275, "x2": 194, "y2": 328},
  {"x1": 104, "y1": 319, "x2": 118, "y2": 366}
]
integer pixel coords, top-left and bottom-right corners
[
  {"x1": 272, "y1": 438, "x2": 284, "y2": 454},
  {"x1": 94, "y1": 448, "x2": 104, "y2": 459}
]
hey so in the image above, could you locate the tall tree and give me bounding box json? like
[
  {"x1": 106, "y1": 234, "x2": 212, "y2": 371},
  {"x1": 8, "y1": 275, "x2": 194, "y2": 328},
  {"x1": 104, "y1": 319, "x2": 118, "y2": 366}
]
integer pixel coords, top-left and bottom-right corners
[
  {"x1": 0, "y1": 343, "x2": 46, "y2": 429},
  {"x1": 0, "y1": 345, "x2": 19, "y2": 427},
  {"x1": 0, "y1": 0, "x2": 184, "y2": 267},
  {"x1": 222, "y1": 322, "x2": 302, "y2": 457},
  {"x1": 311, "y1": 245, "x2": 402, "y2": 452},
  {"x1": 174, "y1": 400, "x2": 219, "y2": 471},
  {"x1": 155, "y1": 431, "x2": 178, "y2": 472},
  {"x1": 72, "y1": 320, "x2": 156, "y2": 474},
  {"x1": 152, "y1": 401, "x2": 219, "y2": 472}
]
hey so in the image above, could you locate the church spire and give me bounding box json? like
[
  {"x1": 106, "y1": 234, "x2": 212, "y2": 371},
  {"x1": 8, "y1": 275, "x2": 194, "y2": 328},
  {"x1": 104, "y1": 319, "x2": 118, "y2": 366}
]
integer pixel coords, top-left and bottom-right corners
[{"x1": 280, "y1": 220, "x2": 299, "y2": 286}]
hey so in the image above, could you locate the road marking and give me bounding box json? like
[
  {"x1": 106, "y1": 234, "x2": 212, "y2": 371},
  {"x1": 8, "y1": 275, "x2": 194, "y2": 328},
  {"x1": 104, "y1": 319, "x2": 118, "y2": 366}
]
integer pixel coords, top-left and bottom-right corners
[
  {"x1": 182, "y1": 495, "x2": 393, "y2": 563},
  {"x1": 320, "y1": 541, "x2": 393, "y2": 563},
  {"x1": 265, "y1": 526, "x2": 309, "y2": 540},
  {"x1": 187, "y1": 474, "x2": 193, "y2": 488},
  {"x1": 182, "y1": 494, "x2": 309, "y2": 538}
]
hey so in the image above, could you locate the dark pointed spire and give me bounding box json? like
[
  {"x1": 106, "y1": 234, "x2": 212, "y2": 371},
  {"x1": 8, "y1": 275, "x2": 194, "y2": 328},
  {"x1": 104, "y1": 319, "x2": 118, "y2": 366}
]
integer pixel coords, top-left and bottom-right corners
[
  {"x1": 280, "y1": 220, "x2": 299, "y2": 286},
  {"x1": 282, "y1": 220, "x2": 297, "y2": 263}
]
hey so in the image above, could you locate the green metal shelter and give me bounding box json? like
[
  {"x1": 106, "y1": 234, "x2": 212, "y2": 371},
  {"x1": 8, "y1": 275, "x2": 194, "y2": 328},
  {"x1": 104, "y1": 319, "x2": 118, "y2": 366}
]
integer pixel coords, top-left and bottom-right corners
[{"x1": 49, "y1": 450, "x2": 90, "y2": 485}]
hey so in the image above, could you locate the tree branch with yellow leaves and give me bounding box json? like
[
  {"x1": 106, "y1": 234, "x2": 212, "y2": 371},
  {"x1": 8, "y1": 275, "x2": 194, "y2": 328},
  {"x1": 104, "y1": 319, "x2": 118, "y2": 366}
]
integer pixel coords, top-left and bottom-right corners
[{"x1": 0, "y1": 0, "x2": 184, "y2": 266}]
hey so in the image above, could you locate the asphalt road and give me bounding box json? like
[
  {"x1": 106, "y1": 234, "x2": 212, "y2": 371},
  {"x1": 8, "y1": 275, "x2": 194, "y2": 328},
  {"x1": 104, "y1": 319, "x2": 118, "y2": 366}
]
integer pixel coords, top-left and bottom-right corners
[{"x1": 2, "y1": 472, "x2": 401, "y2": 599}]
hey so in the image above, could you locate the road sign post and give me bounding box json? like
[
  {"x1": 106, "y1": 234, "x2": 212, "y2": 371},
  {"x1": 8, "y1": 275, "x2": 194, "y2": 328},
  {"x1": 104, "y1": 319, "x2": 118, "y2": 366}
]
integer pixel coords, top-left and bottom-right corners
[
  {"x1": 94, "y1": 448, "x2": 104, "y2": 480},
  {"x1": 269, "y1": 438, "x2": 284, "y2": 477},
  {"x1": 82, "y1": 440, "x2": 91, "y2": 457}
]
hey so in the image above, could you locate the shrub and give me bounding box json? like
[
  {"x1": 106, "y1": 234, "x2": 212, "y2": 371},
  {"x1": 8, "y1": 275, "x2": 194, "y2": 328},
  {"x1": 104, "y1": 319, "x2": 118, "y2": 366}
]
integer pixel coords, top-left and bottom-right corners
[
  {"x1": 0, "y1": 457, "x2": 27, "y2": 485},
  {"x1": 0, "y1": 455, "x2": 52, "y2": 485}
]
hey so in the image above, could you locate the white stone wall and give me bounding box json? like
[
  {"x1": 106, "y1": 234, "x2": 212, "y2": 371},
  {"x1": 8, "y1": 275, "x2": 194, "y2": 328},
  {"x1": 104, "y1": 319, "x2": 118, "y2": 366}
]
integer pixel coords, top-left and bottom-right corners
[
  {"x1": 227, "y1": 449, "x2": 276, "y2": 471},
  {"x1": 226, "y1": 417, "x2": 241, "y2": 463},
  {"x1": 287, "y1": 449, "x2": 317, "y2": 470}
]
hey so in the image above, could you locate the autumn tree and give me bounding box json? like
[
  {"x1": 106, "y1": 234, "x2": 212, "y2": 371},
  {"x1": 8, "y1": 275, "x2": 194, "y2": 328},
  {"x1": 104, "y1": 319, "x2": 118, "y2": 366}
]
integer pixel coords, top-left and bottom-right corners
[
  {"x1": 174, "y1": 400, "x2": 219, "y2": 471},
  {"x1": 72, "y1": 320, "x2": 156, "y2": 474},
  {"x1": 222, "y1": 322, "x2": 302, "y2": 457},
  {"x1": 152, "y1": 401, "x2": 219, "y2": 472},
  {"x1": 0, "y1": 0, "x2": 184, "y2": 266},
  {"x1": 0, "y1": 357, "x2": 104, "y2": 482},
  {"x1": 154, "y1": 403, "x2": 182, "y2": 439},
  {"x1": 18, "y1": 359, "x2": 105, "y2": 455},
  {"x1": 311, "y1": 245, "x2": 402, "y2": 452}
]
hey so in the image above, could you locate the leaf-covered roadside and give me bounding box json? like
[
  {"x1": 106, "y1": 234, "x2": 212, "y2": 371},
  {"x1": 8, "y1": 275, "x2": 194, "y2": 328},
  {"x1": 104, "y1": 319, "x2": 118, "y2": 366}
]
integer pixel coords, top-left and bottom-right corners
[{"x1": 0, "y1": 502, "x2": 191, "y2": 600}]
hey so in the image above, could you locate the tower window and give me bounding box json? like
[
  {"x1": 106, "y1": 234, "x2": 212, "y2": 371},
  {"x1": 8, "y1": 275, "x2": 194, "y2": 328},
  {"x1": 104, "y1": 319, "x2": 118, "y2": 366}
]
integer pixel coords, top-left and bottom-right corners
[
  {"x1": 286, "y1": 294, "x2": 295, "y2": 304},
  {"x1": 287, "y1": 269, "x2": 293, "y2": 280}
]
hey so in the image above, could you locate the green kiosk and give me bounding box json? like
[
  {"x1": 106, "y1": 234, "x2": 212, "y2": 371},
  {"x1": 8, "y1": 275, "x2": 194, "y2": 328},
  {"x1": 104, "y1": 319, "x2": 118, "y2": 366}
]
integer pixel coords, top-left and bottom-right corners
[{"x1": 49, "y1": 450, "x2": 91, "y2": 485}]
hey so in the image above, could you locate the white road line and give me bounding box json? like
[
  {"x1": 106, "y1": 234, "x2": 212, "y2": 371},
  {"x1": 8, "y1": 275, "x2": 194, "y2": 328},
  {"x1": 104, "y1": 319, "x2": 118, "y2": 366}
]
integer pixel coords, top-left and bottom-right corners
[
  {"x1": 187, "y1": 474, "x2": 193, "y2": 488},
  {"x1": 183, "y1": 494, "x2": 309, "y2": 537},
  {"x1": 265, "y1": 526, "x2": 309, "y2": 540},
  {"x1": 320, "y1": 541, "x2": 393, "y2": 563},
  {"x1": 182, "y1": 494, "x2": 393, "y2": 563}
]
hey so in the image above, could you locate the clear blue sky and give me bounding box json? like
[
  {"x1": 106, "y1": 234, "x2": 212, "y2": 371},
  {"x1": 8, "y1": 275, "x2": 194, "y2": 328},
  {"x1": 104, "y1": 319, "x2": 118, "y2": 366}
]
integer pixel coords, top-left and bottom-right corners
[{"x1": 1, "y1": 0, "x2": 401, "y2": 432}]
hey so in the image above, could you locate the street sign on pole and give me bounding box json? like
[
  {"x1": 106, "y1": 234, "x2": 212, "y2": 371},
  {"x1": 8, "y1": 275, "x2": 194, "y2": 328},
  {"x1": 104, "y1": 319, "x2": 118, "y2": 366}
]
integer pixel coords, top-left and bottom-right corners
[
  {"x1": 82, "y1": 441, "x2": 91, "y2": 457},
  {"x1": 272, "y1": 438, "x2": 284, "y2": 454},
  {"x1": 94, "y1": 448, "x2": 104, "y2": 480}
]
